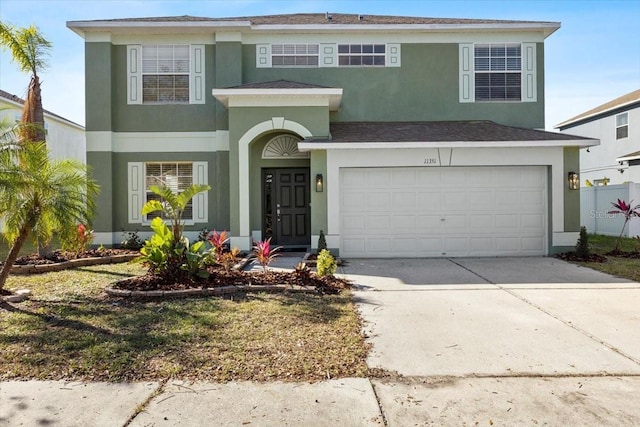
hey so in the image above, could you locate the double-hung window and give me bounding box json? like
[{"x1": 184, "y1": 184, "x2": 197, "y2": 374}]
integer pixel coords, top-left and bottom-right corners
[
  {"x1": 271, "y1": 44, "x2": 319, "y2": 67},
  {"x1": 145, "y1": 162, "x2": 194, "y2": 220},
  {"x1": 474, "y1": 43, "x2": 521, "y2": 101},
  {"x1": 459, "y1": 42, "x2": 536, "y2": 103},
  {"x1": 127, "y1": 44, "x2": 205, "y2": 104},
  {"x1": 616, "y1": 113, "x2": 629, "y2": 139},
  {"x1": 141, "y1": 45, "x2": 190, "y2": 103},
  {"x1": 127, "y1": 161, "x2": 208, "y2": 224}
]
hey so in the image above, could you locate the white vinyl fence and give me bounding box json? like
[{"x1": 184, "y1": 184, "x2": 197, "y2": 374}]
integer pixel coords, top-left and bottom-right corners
[{"x1": 581, "y1": 182, "x2": 640, "y2": 237}]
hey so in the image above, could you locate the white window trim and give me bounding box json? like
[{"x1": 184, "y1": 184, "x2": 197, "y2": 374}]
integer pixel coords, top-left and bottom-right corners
[
  {"x1": 127, "y1": 161, "x2": 208, "y2": 225},
  {"x1": 616, "y1": 112, "x2": 629, "y2": 140},
  {"x1": 270, "y1": 43, "x2": 320, "y2": 68},
  {"x1": 127, "y1": 44, "x2": 206, "y2": 105},
  {"x1": 257, "y1": 42, "x2": 401, "y2": 68},
  {"x1": 459, "y1": 42, "x2": 536, "y2": 103}
]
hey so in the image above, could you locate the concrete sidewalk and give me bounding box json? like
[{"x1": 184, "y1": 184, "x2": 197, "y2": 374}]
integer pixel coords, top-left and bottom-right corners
[{"x1": 2, "y1": 257, "x2": 639, "y2": 426}]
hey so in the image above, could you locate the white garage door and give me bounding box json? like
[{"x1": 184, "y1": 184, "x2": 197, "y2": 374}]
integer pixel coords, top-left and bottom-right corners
[{"x1": 340, "y1": 166, "x2": 547, "y2": 257}]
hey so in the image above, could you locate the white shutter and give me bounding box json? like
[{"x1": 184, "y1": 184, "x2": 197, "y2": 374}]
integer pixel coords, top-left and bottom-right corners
[
  {"x1": 521, "y1": 42, "x2": 537, "y2": 102},
  {"x1": 192, "y1": 161, "x2": 208, "y2": 222},
  {"x1": 190, "y1": 44, "x2": 206, "y2": 104},
  {"x1": 320, "y1": 43, "x2": 337, "y2": 67},
  {"x1": 127, "y1": 45, "x2": 142, "y2": 104},
  {"x1": 459, "y1": 43, "x2": 474, "y2": 103},
  {"x1": 256, "y1": 43, "x2": 271, "y2": 68},
  {"x1": 128, "y1": 162, "x2": 144, "y2": 223},
  {"x1": 386, "y1": 43, "x2": 401, "y2": 67}
]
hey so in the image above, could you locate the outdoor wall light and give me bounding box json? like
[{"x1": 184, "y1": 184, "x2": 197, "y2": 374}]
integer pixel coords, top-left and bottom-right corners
[
  {"x1": 315, "y1": 174, "x2": 324, "y2": 192},
  {"x1": 568, "y1": 172, "x2": 579, "y2": 190}
]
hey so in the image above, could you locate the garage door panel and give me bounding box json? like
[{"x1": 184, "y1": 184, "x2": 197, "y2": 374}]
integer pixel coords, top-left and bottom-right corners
[
  {"x1": 366, "y1": 215, "x2": 391, "y2": 230},
  {"x1": 340, "y1": 166, "x2": 546, "y2": 257},
  {"x1": 392, "y1": 168, "x2": 417, "y2": 185},
  {"x1": 392, "y1": 192, "x2": 417, "y2": 210},
  {"x1": 341, "y1": 192, "x2": 364, "y2": 211}
]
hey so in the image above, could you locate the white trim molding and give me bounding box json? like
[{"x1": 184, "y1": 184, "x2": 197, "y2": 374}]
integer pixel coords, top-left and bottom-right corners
[
  {"x1": 236, "y1": 118, "x2": 313, "y2": 241},
  {"x1": 212, "y1": 87, "x2": 343, "y2": 111}
]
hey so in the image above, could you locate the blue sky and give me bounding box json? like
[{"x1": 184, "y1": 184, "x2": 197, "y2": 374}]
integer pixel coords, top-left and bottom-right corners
[{"x1": 1, "y1": 0, "x2": 639, "y2": 129}]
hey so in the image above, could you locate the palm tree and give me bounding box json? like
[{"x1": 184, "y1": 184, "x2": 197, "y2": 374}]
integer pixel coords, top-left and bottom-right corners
[
  {"x1": 0, "y1": 21, "x2": 52, "y2": 143},
  {"x1": 0, "y1": 140, "x2": 99, "y2": 291}
]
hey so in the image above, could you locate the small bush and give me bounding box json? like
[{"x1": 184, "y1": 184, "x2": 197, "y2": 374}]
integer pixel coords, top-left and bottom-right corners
[
  {"x1": 61, "y1": 224, "x2": 93, "y2": 255},
  {"x1": 317, "y1": 230, "x2": 327, "y2": 254},
  {"x1": 575, "y1": 226, "x2": 590, "y2": 259},
  {"x1": 316, "y1": 249, "x2": 337, "y2": 277},
  {"x1": 120, "y1": 230, "x2": 143, "y2": 250}
]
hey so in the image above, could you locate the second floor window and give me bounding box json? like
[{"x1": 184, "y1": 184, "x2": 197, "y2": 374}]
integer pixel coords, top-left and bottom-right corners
[
  {"x1": 338, "y1": 44, "x2": 386, "y2": 66},
  {"x1": 474, "y1": 43, "x2": 521, "y2": 101},
  {"x1": 616, "y1": 113, "x2": 628, "y2": 139},
  {"x1": 271, "y1": 44, "x2": 319, "y2": 66},
  {"x1": 142, "y1": 45, "x2": 190, "y2": 103}
]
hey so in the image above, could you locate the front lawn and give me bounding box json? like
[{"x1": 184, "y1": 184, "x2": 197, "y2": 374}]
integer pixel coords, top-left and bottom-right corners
[
  {"x1": 0, "y1": 263, "x2": 369, "y2": 382},
  {"x1": 573, "y1": 234, "x2": 640, "y2": 282}
]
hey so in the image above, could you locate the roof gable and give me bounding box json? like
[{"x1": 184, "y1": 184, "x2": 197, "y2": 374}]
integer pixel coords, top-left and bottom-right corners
[{"x1": 556, "y1": 89, "x2": 640, "y2": 129}]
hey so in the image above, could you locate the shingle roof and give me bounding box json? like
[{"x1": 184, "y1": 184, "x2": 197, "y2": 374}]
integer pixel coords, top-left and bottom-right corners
[
  {"x1": 226, "y1": 80, "x2": 331, "y2": 89},
  {"x1": 617, "y1": 150, "x2": 640, "y2": 161},
  {"x1": 0, "y1": 89, "x2": 83, "y2": 128},
  {"x1": 313, "y1": 121, "x2": 591, "y2": 142},
  {"x1": 556, "y1": 89, "x2": 640, "y2": 129},
  {"x1": 82, "y1": 13, "x2": 555, "y2": 26}
]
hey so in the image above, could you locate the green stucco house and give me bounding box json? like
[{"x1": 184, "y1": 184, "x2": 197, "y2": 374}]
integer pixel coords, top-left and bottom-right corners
[{"x1": 67, "y1": 13, "x2": 595, "y2": 257}]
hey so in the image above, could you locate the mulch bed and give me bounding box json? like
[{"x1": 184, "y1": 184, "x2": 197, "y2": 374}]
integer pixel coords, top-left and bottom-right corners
[
  {"x1": 5, "y1": 248, "x2": 139, "y2": 266},
  {"x1": 113, "y1": 268, "x2": 350, "y2": 295},
  {"x1": 555, "y1": 250, "x2": 640, "y2": 263}
]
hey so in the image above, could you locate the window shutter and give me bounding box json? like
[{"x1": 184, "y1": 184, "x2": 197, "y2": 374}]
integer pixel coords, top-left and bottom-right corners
[
  {"x1": 256, "y1": 44, "x2": 271, "y2": 68},
  {"x1": 190, "y1": 44, "x2": 206, "y2": 104},
  {"x1": 320, "y1": 43, "x2": 337, "y2": 67},
  {"x1": 521, "y1": 42, "x2": 537, "y2": 102},
  {"x1": 192, "y1": 161, "x2": 208, "y2": 222},
  {"x1": 459, "y1": 43, "x2": 474, "y2": 103},
  {"x1": 128, "y1": 162, "x2": 144, "y2": 223},
  {"x1": 127, "y1": 45, "x2": 142, "y2": 104},
  {"x1": 386, "y1": 43, "x2": 401, "y2": 67}
]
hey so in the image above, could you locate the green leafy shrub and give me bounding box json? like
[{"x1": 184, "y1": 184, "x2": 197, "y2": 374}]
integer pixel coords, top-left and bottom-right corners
[
  {"x1": 316, "y1": 249, "x2": 337, "y2": 277},
  {"x1": 575, "y1": 226, "x2": 590, "y2": 259},
  {"x1": 61, "y1": 223, "x2": 93, "y2": 255},
  {"x1": 317, "y1": 230, "x2": 327, "y2": 254}
]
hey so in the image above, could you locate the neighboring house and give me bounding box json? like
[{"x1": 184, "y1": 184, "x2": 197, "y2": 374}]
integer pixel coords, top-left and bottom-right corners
[
  {"x1": 557, "y1": 89, "x2": 640, "y2": 186},
  {"x1": 67, "y1": 13, "x2": 595, "y2": 257},
  {"x1": 0, "y1": 89, "x2": 86, "y2": 164}
]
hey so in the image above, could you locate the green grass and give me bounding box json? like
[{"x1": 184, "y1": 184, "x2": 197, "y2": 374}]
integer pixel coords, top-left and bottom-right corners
[
  {"x1": 574, "y1": 234, "x2": 640, "y2": 282},
  {"x1": 0, "y1": 263, "x2": 369, "y2": 382}
]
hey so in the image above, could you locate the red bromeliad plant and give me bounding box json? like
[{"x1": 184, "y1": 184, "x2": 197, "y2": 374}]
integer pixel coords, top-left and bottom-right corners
[
  {"x1": 608, "y1": 198, "x2": 640, "y2": 252},
  {"x1": 207, "y1": 229, "x2": 228, "y2": 262},
  {"x1": 252, "y1": 238, "x2": 280, "y2": 272}
]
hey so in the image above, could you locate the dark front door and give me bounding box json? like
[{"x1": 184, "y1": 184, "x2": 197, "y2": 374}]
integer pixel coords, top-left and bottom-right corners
[{"x1": 263, "y1": 168, "x2": 310, "y2": 246}]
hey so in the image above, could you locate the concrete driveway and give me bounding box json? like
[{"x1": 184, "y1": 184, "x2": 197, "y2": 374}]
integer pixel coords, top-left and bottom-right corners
[{"x1": 342, "y1": 257, "x2": 640, "y2": 425}]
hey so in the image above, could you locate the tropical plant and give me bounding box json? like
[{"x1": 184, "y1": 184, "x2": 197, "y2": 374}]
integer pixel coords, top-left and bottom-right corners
[
  {"x1": 252, "y1": 238, "x2": 280, "y2": 273},
  {"x1": 316, "y1": 249, "x2": 337, "y2": 277},
  {"x1": 0, "y1": 22, "x2": 52, "y2": 144},
  {"x1": 575, "y1": 226, "x2": 590, "y2": 259},
  {"x1": 219, "y1": 247, "x2": 241, "y2": 272},
  {"x1": 141, "y1": 183, "x2": 211, "y2": 245},
  {"x1": 61, "y1": 223, "x2": 93, "y2": 255},
  {"x1": 0, "y1": 141, "x2": 99, "y2": 291},
  {"x1": 207, "y1": 229, "x2": 229, "y2": 262},
  {"x1": 608, "y1": 199, "x2": 640, "y2": 252},
  {"x1": 138, "y1": 217, "x2": 174, "y2": 276}
]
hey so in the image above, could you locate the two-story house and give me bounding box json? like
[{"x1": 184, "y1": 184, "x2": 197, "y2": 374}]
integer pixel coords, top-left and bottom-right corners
[
  {"x1": 67, "y1": 13, "x2": 595, "y2": 257},
  {"x1": 0, "y1": 89, "x2": 85, "y2": 163},
  {"x1": 557, "y1": 89, "x2": 640, "y2": 186}
]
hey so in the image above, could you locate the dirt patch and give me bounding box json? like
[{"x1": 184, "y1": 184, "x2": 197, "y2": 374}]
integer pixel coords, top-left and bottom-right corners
[{"x1": 555, "y1": 252, "x2": 608, "y2": 263}]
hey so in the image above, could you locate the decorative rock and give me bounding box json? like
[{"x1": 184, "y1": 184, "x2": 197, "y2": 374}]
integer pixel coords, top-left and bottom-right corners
[{"x1": 3, "y1": 289, "x2": 31, "y2": 303}]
